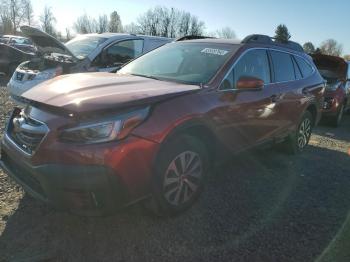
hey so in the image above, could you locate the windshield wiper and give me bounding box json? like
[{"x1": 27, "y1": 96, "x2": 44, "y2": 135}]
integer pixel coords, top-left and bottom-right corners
[{"x1": 130, "y1": 73, "x2": 162, "y2": 81}]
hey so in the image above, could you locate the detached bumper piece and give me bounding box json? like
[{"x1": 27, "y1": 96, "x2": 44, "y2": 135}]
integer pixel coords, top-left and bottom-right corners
[{"x1": 0, "y1": 150, "x2": 128, "y2": 216}]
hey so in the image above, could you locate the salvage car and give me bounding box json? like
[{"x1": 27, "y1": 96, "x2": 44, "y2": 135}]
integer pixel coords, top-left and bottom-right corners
[
  {"x1": 312, "y1": 54, "x2": 350, "y2": 126},
  {"x1": 0, "y1": 35, "x2": 36, "y2": 53},
  {"x1": 7, "y1": 26, "x2": 172, "y2": 99},
  {"x1": 0, "y1": 35, "x2": 324, "y2": 216},
  {"x1": 0, "y1": 43, "x2": 35, "y2": 76}
]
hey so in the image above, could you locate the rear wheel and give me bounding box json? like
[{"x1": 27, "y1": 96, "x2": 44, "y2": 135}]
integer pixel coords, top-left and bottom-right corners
[
  {"x1": 283, "y1": 111, "x2": 313, "y2": 154},
  {"x1": 145, "y1": 135, "x2": 209, "y2": 216}
]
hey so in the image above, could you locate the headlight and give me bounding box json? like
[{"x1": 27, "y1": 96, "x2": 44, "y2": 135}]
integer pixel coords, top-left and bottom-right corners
[
  {"x1": 34, "y1": 67, "x2": 63, "y2": 80},
  {"x1": 60, "y1": 107, "x2": 149, "y2": 144}
]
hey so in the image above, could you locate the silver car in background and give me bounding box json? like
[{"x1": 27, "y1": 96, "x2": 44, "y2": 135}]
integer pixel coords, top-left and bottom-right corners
[{"x1": 7, "y1": 26, "x2": 172, "y2": 99}]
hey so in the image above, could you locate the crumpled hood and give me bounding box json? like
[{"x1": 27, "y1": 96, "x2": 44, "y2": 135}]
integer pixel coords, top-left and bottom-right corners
[
  {"x1": 20, "y1": 25, "x2": 76, "y2": 60},
  {"x1": 21, "y1": 73, "x2": 200, "y2": 113},
  {"x1": 312, "y1": 53, "x2": 347, "y2": 80}
]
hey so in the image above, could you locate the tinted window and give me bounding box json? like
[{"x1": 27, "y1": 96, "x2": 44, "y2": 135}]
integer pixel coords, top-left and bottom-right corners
[
  {"x1": 292, "y1": 57, "x2": 302, "y2": 80},
  {"x1": 106, "y1": 39, "x2": 144, "y2": 65},
  {"x1": 295, "y1": 56, "x2": 313, "y2": 78},
  {"x1": 233, "y1": 49, "x2": 270, "y2": 86},
  {"x1": 270, "y1": 51, "x2": 295, "y2": 82}
]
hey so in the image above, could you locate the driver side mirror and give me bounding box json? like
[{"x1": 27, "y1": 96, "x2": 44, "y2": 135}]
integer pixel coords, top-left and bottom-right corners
[{"x1": 236, "y1": 76, "x2": 264, "y2": 90}]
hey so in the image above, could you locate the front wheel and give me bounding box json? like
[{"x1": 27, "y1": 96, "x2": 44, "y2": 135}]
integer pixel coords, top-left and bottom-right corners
[
  {"x1": 145, "y1": 135, "x2": 209, "y2": 217},
  {"x1": 283, "y1": 111, "x2": 313, "y2": 154}
]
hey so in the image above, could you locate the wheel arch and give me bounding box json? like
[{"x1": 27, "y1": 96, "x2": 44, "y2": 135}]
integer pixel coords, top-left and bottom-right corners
[
  {"x1": 156, "y1": 119, "x2": 217, "y2": 166},
  {"x1": 305, "y1": 103, "x2": 318, "y2": 126}
]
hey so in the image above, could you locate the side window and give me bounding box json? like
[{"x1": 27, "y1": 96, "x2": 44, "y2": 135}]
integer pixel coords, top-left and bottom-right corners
[
  {"x1": 270, "y1": 51, "x2": 295, "y2": 82},
  {"x1": 295, "y1": 56, "x2": 314, "y2": 78},
  {"x1": 220, "y1": 49, "x2": 270, "y2": 90},
  {"x1": 105, "y1": 39, "x2": 144, "y2": 66},
  {"x1": 234, "y1": 49, "x2": 270, "y2": 85},
  {"x1": 292, "y1": 56, "x2": 302, "y2": 80}
]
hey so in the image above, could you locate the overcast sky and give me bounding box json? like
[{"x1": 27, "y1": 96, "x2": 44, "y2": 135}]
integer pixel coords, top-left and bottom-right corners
[{"x1": 31, "y1": 0, "x2": 350, "y2": 54}]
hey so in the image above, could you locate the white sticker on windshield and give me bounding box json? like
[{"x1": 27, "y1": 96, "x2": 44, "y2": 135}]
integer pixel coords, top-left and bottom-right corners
[{"x1": 201, "y1": 48, "x2": 229, "y2": 56}]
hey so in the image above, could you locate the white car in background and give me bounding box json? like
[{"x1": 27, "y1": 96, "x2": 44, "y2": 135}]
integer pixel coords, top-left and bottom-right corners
[{"x1": 7, "y1": 26, "x2": 172, "y2": 100}]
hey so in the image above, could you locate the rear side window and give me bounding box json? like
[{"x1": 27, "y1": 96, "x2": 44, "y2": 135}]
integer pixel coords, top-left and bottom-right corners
[
  {"x1": 295, "y1": 56, "x2": 314, "y2": 78},
  {"x1": 233, "y1": 49, "x2": 271, "y2": 85},
  {"x1": 270, "y1": 51, "x2": 295, "y2": 82},
  {"x1": 292, "y1": 57, "x2": 302, "y2": 80}
]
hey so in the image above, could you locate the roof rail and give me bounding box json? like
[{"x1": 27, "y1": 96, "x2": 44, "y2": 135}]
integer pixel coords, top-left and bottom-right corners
[
  {"x1": 176, "y1": 35, "x2": 216, "y2": 41},
  {"x1": 241, "y1": 34, "x2": 304, "y2": 53}
]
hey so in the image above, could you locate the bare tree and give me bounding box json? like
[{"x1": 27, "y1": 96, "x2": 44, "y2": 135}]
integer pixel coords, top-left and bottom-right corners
[
  {"x1": 123, "y1": 22, "x2": 140, "y2": 34},
  {"x1": 0, "y1": 0, "x2": 29, "y2": 34},
  {"x1": 214, "y1": 27, "x2": 236, "y2": 39},
  {"x1": 23, "y1": 0, "x2": 34, "y2": 26},
  {"x1": 65, "y1": 28, "x2": 71, "y2": 41},
  {"x1": 39, "y1": 6, "x2": 56, "y2": 36},
  {"x1": 109, "y1": 11, "x2": 122, "y2": 33},
  {"x1": 74, "y1": 14, "x2": 98, "y2": 34},
  {"x1": 98, "y1": 14, "x2": 108, "y2": 33},
  {"x1": 137, "y1": 6, "x2": 205, "y2": 38},
  {"x1": 320, "y1": 39, "x2": 343, "y2": 56},
  {"x1": 303, "y1": 42, "x2": 315, "y2": 54}
]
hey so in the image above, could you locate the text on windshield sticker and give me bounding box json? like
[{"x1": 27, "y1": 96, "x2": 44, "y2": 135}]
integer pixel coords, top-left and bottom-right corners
[{"x1": 201, "y1": 48, "x2": 229, "y2": 56}]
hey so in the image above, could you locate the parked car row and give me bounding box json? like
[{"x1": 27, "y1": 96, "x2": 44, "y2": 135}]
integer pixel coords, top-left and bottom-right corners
[
  {"x1": 0, "y1": 34, "x2": 36, "y2": 53},
  {"x1": 1, "y1": 33, "x2": 326, "y2": 216},
  {"x1": 6, "y1": 26, "x2": 172, "y2": 99}
]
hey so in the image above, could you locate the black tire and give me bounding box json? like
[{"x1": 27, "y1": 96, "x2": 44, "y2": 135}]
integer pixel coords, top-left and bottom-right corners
[
  {"x1": 145, "y1": 135, "x2": 209, "y2": 217},
  {"x1": 283, "y1": 111, "x2": 313, "y2": 154},
  {"x1": 331, "y1": 103, "x2": 344, "y2": 127}
]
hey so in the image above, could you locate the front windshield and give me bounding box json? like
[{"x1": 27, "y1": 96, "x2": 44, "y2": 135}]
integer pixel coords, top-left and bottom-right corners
[
  {"x1": 65, "y1": 36, "x2": 107, "y2": 59},
  {"x1": 119, "y1": 42, "x2": 236, "y2": 84}
]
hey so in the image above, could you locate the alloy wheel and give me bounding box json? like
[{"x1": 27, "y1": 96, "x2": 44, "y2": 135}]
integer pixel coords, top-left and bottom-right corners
[
  {"x1": 163, "y1": 151, "x2": 203, "y2": 206},
  {"x1": 297, "y1": 118, "x2": 311, "y2": 149}
]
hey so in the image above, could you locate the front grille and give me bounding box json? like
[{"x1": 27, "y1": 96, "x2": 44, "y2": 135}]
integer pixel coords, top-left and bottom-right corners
[{"x1": 8, "y1": 110, "x2": 48, "y2": 155}]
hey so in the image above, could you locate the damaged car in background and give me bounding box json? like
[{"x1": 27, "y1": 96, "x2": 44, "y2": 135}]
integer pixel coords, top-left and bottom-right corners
[
  {"x1": 7, "y1": 26, "x2": 172, "y2": 100},
  {"x1": 0, "y1": 43, "x2": 35, "y2": 77},
  {"x1": 312, "y1": 53, "x2": 350, "y2": 126}
]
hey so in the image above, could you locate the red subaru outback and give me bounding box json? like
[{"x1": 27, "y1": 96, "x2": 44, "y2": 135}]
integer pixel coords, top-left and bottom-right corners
[{"x1": 0, "y1": 35, "x2": 325, "y2": 216}]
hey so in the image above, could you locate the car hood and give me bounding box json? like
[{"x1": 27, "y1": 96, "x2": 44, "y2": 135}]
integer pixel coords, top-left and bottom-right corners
[
  {"x1": 312, "y1": 53, "x2": 347, "y2": 80},
  {"x1": 20, "y1": 26, "x2": 77, "y2": 60},
  {"x1": 21, "y1": 73, "x2": 201, "y2": 113}
]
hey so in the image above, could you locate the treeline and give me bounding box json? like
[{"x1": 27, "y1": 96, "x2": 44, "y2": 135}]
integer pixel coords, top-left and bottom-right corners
[
  {"x1": 0, "y1": 1, "x2": 234, "y2": 40},
  {"x1": 274, "y1": 24, "x2": 348, "y2": 59},
  {"x1": 0, "y1": 1, "x2": 348, "y2": 59}
]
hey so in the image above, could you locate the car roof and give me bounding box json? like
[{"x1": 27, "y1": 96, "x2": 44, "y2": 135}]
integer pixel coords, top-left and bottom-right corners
[
  {"x1": 179, "y1": 38, "x2": 242, "y2": 45},
  {"x1": 77, "y1": 33, "x2": 171, "y2": 41}
]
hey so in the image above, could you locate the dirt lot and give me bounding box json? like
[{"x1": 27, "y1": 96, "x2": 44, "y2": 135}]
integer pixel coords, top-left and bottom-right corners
[{"x1": 0, "y1": 78, "x2": 350, "y2": 261}]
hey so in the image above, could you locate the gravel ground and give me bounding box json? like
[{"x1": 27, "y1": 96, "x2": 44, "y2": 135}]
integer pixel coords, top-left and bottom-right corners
[{"x1": 0, "y1": 79, "x2": 350, "y2": 261}]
